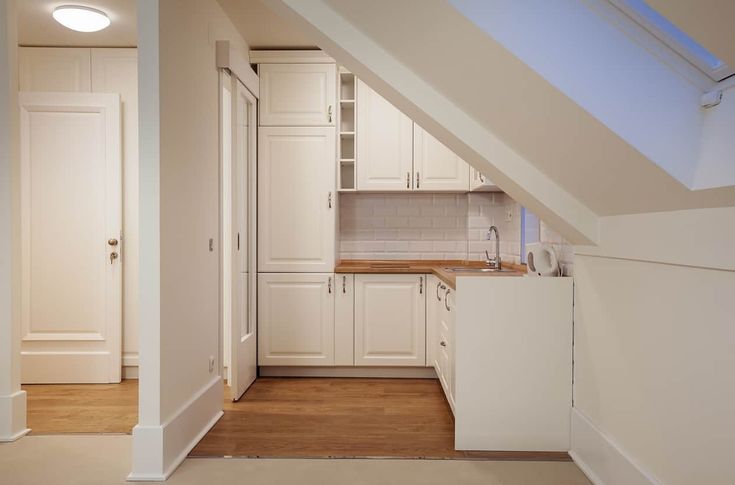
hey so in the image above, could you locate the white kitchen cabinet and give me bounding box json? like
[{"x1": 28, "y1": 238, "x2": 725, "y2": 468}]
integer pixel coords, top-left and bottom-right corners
[
  {"x1": 354, "y1": 274, "x2": 426, "y2": 366},
  {"x1": 258, "y1": 126, "x2": 336, "y2": 272},
  {"x1": 356, "y1": 80, "x2": 414, "y2": 191},
  {"x1": 334, "y1": 273, "x2": 355, "y2": 366},
  {"x1": 19, "y1": 47, "x2": 91, "y2": 92},
  {"x1": 258, "y1": 273, "x2": 335, "y2": 366},
  {"x1": 258, "y1": 63, "x2": 336, "y2": 126},
  {"x1": 435, "y1": 285, "x2": 456, "y2": 412},
  {"x1": 470, "y1": 168, "x2": 501, "y2": 191},
  {"x1": 427, "y1": 275, "x2": 446, "y2": 368},
  {"x1": 414, "y1": 125, "x2": 470, "y2": 191}
]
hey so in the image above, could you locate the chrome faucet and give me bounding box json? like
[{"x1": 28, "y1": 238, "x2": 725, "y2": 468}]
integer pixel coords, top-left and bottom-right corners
[{"x1": 484, "y1": 226, "x2": 502, "y2": 270}]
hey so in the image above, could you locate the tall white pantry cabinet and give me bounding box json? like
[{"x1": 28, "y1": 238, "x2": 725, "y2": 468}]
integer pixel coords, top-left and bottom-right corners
[{"x1": 256, "y1": 60, "x2": 339, "y2": 366}]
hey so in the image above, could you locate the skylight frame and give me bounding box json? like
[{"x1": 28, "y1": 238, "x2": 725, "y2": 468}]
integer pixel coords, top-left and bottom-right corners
[{"x1": 609, "y1": 0, "x2": 734, "y2": 82}]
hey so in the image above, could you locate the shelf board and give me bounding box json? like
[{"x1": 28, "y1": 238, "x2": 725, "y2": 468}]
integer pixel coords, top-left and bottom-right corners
[
  {"x1": 340, "y1": 131, "x2": 355, "y2": 137},
  {"x1": 340, "y1": 158, "x2": 355, "y2": 163},
  {"x1": 340, "y1": 99, "x2": 355, "y2": 104}
]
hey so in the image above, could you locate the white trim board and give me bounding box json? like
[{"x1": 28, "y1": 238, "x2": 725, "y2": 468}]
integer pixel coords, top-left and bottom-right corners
[
  {"x1": 570, "y1": 408, "x2": 662, "y2": 485},
  {"x1": 128, "y1": 376, "x2": 223, "y2": 481},
  {"x1": 260, "y1": 366, "x2": 437, "y2": 379},
  {"x1": 0, "y1": 391, "x2": 30, "y2": 442},
  {"x1": 215, "y1": 41, "x2": 259, "y2": 99},
  {"x1": 249, "y1": 49, "x2": 334, "y2": 64}
]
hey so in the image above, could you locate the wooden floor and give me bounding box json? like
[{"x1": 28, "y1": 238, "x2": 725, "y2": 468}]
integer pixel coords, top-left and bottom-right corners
[
  {"x1": 191, "y1": 377, "x2": 570, "y2": 461},
  {"x1": 22, "y1": 380, "x2": 138, "y2": 434}
]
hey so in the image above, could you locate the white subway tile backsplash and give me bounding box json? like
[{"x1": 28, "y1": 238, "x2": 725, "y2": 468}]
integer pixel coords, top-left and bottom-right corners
[{"x1": 338, "y1": 192, "x2": 573, "y2": 269}]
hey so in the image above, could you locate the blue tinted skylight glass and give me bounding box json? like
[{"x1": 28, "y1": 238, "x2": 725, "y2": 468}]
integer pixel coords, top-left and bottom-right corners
[{"x1": 625, "y1": 0, "x2": 724, "y2": 70}]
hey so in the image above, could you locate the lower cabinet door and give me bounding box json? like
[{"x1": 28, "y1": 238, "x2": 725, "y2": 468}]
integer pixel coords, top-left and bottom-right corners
[
  {"x1": 354, "y1": 274, "x2": 426, "y2": 366},
  {"x1": 334, "y1": 274, "x2": 355, "y2": 366},
  {"x1": 258, "y1": 273, "x2": 335, "y2": 366},
  {"x1": 436, "y1": 286, "x2": 455, "y2": 412}
]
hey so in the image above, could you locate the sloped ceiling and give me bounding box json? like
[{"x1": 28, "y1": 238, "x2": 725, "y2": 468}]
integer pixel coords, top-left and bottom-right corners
[
  {"x1": 261, "y1": 0, "x2": 735, "y2": 244},
  {"x1": 216, "y1": 0, "x2": 315, "y2": 49},
  {"x1": 647, "y1": 0, "x2": 735, "y2": 73}
]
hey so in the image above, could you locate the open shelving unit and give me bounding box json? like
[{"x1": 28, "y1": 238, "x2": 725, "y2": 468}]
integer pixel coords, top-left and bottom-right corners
[{"x1": 338, "y1": 67, "x2": 356, "y2": 191}]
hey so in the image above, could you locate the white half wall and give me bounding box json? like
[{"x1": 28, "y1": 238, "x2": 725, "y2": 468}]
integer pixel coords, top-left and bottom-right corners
[
  {"x1": 572, "y1": 208, "x2": 735, "y2": 485},
  {"x1": 0, "y1": 0, "x2": 28, "y2": 442},
  {"x1": 131, "y1": 0, "x2": 249, "y2": 479}
]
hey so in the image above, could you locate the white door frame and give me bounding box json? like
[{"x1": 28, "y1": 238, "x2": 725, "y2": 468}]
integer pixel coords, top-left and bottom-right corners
[{"x1": 19, "y1": 91, "x2": 122, "y2": 383}]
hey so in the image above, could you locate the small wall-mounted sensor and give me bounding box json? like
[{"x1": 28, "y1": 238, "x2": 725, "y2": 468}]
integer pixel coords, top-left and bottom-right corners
[{"x1": 701, "y1": 90, "x2": 722, "y2": 109}]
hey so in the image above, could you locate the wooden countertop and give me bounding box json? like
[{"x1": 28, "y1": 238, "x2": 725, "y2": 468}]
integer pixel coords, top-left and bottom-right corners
[{"x1": 335, "y1": 259, "x2": 526, "y2": 289}]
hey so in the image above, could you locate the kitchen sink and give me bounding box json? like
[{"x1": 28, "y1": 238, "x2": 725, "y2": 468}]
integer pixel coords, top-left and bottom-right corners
[{"x1": 445, "y1": 267, "x2": 517, "y2": 273}]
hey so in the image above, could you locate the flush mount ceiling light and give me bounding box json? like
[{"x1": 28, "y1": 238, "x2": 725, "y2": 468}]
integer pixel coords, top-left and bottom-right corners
[{"x1": 52, "y1": 5, "x2": 111, "y2": 33}]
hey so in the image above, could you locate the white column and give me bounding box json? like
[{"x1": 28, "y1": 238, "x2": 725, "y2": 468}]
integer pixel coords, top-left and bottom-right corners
[{"x1": 0, "y1": 0, "x2": 28, "y2": 442}]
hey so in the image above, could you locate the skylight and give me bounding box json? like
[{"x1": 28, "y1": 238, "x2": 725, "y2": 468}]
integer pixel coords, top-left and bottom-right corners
[{"x1": 610, "y1": 0, "x2": 734, "y2": 82}]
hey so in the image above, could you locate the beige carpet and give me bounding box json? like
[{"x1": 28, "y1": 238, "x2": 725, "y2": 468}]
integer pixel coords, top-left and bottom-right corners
[{"x1": 0, "y1": 435, "x2": 592, "y2": 485}]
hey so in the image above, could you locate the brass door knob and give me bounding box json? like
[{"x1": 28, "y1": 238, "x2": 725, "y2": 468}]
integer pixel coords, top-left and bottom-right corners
[{"x1": 108, "y1": 238, "x2": 118, "y2": 246}]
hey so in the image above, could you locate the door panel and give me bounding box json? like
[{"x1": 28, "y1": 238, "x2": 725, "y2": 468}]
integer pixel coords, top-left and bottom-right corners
[
  {"x1": 356, "y1": 80, "x2": 413, "y2": 191},
  {"x1": 20, "y1": 92, "x2": 121, "y2": 383},
  {"x1": 414, "y1": 125, "x2": 470, "y2": 191},
  {"x1": 19, "y1": 47, "x2": 91, "y2": 92},
  {"x1": 335, "y1": 273, "x2": 355, "y2": 366},
  {"x1": 258, "y1": 127, "x2": 336, "y2": 272},
  {"x1": 354, "y1": 274, "x2": 426, "y2": 366},
  {"x1": 229, "y1": 79, "x2": 258, "y2": 400},
  {"x1": 259, "y1": 63, "x2": 336, "y2": 126},
  {"x1": 258, "y1": 273, "x2": 335, "y2": 366}
]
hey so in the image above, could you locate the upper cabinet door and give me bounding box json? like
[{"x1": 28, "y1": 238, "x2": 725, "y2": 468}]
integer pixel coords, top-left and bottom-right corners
[
  {"x1": 354, "y1": 274, "x2": 426, "y2": 366},
  {"x1": 258, "y1": 127, "x2": 336, "y2": 272},
  {"x1": 19, "y1": 47, "x2": 91, "y2": 92},
  {"x1": 258, "y1": 63, "x2": 336, "y2": 126},
  {"x1": 413, "y1": 124, "x2": 470, "y2": 191},
  {"x1": 470, "y1": 168, "x2": 501, "y2": 192},
  {"x1": 356, "y1": 80, "x2": 413, "y2": 191}
]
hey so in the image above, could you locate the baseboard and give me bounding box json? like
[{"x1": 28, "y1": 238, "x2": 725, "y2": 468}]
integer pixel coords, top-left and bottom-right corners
[
  {"x1": 0, "y1": 390, "x2": 30, "y2": 442},
  {"x1": 570, "y1": 408, "x2": 662, "y2": 485},
  {"x1": 122, "y1": 366, "x2": 139, "y2": 379},
  {"x1": 128, "y1": 376, "x2": 223, "y2": 481},
  {"x1": 260, "y1": 366, "x2": 438, "y2": 379},
  {"x1": 123, "y1": 353, "x2": 139, "y2": 367}
]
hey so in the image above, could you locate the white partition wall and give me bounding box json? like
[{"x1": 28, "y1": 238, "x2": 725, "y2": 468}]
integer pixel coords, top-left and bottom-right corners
[
  {"x1": 0, "y1": 0, "x2": 28, "y2": 443},
  {"x1": 131, "y1": 0, "x2": 253, "y2": 480}
]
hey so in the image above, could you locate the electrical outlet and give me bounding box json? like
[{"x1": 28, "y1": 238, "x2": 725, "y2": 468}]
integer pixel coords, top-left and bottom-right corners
[
  {"x1": 505, "y1": 209, "x2": 513, "y2": 222},
  {"x1": 208, "y1": 356, "x2": 215, "y2": 373}
]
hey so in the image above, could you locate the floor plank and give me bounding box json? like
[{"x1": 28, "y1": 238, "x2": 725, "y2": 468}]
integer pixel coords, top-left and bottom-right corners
[
  {"x1": 190, "y1": 377, "x2": 570, "y2": 461},
  {"x1": 22, "y1": 380, "x2": 138, "y2": 434}
]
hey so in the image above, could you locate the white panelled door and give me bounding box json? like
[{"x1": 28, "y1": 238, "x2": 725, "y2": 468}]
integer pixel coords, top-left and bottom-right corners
[
  {"x1": 229, "y1": 79, "x2": 258, "y2": 401},
  {"x1": 19, "y1": 92, "x2": 122, "y2": 383},
  {"x1": 414, "y1": 124, "x2": 470, "y2": 191},
  {"x1": 356, "y1": 80, "x2": 413, "y2": 191},
  {"x1": 258, "y1": 126, "x2": 336, "y2": 272}
]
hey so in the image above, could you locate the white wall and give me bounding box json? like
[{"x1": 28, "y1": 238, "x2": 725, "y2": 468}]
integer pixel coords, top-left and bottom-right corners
[
  {"x1": 131, "y1": 0, "x2": 249, "y2": 479},
  {"x1": 572, "y1": 208, "x2": 735, "y2": 485},
  {"x1": 0, "y1": 0, "x2": 27, "y2": 442}
]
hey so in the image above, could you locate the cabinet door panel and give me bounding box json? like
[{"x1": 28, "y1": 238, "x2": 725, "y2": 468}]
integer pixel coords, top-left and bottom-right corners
[
  {"x1": 258, "y1": 127, "x2": 336, "y2": 272},
  {"x1": 19, "y1": 47, "x2": 91, "y2": 92},
  {"x1": 414, "y1": 125, "x2": 470, "y2": 191},
  {"x1": 259, "y1": 63, "x2": 336, "y2": 126},
  {"x1": 437, "y1": 287, "x2": 455, "y2": 412},
  {"x1": 335, "y1": 274, "x2": 355, "y2": 366},
  {"x1": 356, "y1": 80, "x2": 413, "y2": 191},
  {"x1": 470, "y1": 168, "x2": 501, "y2": 191},
  {"x1": 355, "y1": 274, "x2": 426, "y2": 366},
  {"x1": 258, "y1": 273, "x2": 334, "y2": 366}
]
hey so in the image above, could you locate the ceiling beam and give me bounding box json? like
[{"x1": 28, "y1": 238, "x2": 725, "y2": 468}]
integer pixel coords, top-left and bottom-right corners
[{"x1": 263, "y1": 0, "x2": 599, "y2": 245}]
